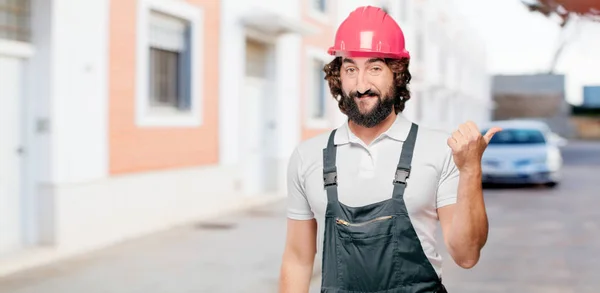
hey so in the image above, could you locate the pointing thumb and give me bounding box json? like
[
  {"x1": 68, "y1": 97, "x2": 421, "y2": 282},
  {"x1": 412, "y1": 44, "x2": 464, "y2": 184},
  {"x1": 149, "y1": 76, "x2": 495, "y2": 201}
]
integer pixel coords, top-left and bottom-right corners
[{"x1": 484, "y1": 127, "x2": 502, "y2": 144}]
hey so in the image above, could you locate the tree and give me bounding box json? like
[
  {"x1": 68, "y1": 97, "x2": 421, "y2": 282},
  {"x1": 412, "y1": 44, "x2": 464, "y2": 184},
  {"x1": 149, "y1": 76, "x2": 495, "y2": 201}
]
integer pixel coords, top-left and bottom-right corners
[{"x1": 521, "y1": 0, "x2": 600, "y2": 73}]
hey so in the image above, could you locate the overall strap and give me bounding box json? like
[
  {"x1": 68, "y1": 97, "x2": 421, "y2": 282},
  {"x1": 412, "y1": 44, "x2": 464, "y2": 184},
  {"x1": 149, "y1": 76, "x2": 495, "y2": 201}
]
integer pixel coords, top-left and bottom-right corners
[
  {"x1": 322, "y1": 129, "x2": 339, "y2": 206},
  {"x1": 392, "y1": 123, "x2": 418, "y2": 200}
]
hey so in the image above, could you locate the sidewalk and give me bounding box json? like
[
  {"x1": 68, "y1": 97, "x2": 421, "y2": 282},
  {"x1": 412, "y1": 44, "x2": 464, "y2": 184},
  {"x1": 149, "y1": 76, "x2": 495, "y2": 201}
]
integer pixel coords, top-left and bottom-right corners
[{"x1": 0, "y1": 199, "x2": 322, "y2": 293}]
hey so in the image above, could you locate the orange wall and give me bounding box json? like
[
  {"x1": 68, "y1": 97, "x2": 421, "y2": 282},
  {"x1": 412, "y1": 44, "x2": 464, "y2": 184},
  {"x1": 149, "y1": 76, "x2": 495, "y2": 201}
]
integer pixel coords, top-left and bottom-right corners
[
  {"x1": 108, "y1": 0, "x2": 220, "y2": 175},
  {"x1": 301, "y1": 2, "x2": 338, "y2": 141}
]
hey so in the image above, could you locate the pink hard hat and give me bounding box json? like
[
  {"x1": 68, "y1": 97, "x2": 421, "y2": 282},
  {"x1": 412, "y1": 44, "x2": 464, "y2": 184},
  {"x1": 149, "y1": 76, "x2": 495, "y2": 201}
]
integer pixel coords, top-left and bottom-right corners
[{"x1": 328, "y1": 6, "x2": 410, "y2": 59}]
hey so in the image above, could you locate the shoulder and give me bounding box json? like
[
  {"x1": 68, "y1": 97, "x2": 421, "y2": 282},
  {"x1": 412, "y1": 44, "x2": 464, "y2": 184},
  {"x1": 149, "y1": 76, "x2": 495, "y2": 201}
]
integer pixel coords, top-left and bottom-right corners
[
  {"x1": 415, "y1": 124, "x2": 452, "y2": 152},
  {"x1": 287, "y1": 129, "x2": 336, "y2": 179},
  {"x1": 293, "y1": 129, "x2": 336, "y2": 163},
  {"x1": 413, "y1": 124, "x2": 454, "y2": 167}
]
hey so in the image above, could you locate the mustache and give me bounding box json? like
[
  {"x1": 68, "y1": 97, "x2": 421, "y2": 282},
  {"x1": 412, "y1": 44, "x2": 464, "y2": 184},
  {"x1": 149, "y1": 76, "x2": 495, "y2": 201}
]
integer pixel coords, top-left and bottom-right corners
[{"x1": 350, "y1": 89, "x2": 381, "y2": 99}]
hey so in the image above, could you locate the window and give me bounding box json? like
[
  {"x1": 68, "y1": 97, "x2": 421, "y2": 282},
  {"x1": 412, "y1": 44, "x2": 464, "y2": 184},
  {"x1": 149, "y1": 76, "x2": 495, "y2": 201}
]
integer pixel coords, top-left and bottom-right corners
[
  {"x1": 415, "y1": 31, "x2": 424, "y2": 61},
  {"x1": 313, "y1": 0, "x2": 327, "y2": 13},
  {"x1": 148, "y1": 11, "x2": 191, "y2": 111},
  {"x1": 0, "y1": 0, "x2": 31, "y2": 42},
  {"x1": 305, "y1": 47, "x2": 332, "y2": 127},
  {"x1": 308, "y1": 0, "x2": 328, "y2": 23},
  {"x1": 311, "y1": 59, "x2": 326, "y2": 119},
  {"x1": 439, "y1": 39, "x2": 447, "y2": 79},
  {"x1": 136, "y1": 0, "x2": 203, "y2": 127},
  {"x1": 413, "y1": 91, "x2": 422, "y2": 121},
  {"x1": 484, "y1": 129, "x2": 547, "y2": 145}
]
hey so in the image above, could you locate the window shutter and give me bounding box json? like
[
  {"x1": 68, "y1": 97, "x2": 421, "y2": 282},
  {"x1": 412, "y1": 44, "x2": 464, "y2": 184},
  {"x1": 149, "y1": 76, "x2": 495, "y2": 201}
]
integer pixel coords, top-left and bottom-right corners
[
  {"x1": 149, "y1": 11, "x2": 188, "y2": 52},
  {"x1": 178, "y1": 26, "x2": 192, "y2": 110}
]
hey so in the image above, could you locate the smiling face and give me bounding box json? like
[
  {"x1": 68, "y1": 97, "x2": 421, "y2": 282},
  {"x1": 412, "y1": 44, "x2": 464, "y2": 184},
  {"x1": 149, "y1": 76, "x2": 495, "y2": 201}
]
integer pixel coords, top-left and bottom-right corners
[
  {"x1": 322, "y1": 56, "x2": 413, "y2": 127},
  {"x1": 339, "y1": 57, "x2": 396, "y2": 128}
]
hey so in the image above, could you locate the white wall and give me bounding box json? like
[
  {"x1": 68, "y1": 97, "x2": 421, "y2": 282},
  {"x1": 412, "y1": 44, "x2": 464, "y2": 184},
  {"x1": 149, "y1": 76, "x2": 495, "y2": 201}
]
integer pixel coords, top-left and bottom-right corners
[
  {"x1": 275, "y1": 35, "x2": 303, "y2": 161},
  {"x1": 404, "y1": 0, "x2": 491, "y2": 130},
  {"x1": 246, "y1": 0, "x2": 301, "y2": 21},
  {"x1": 0, "y1": 0, "x2": 110, "y2": 250},
  {"x1": 219, "y1": 0, "x2": 303, "y2": 166},
  {"x1": 24, "y1": 0, "x2": 110, "y2": 246},
  {"x1": 336, "y1": 0, "x2": 379, "y2": 27},
  {"x1": 49, "y1": 0, "x2": 110, "y2": 184},
  {"x1": 27, "y1": 0, "x2": 52, "y2": 186}
]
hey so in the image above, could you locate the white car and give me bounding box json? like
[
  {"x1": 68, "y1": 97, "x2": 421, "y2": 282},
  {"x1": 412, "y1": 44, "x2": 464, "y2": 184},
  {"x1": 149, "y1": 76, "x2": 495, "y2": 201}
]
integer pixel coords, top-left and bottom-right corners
[{"x1": 480, "y1": 120, "x2": 566, "y2": 187}]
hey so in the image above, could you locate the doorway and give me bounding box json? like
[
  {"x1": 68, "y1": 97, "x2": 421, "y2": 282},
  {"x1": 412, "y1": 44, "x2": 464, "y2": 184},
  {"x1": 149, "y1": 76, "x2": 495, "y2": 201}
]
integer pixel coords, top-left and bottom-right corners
[
  {"x1": 0, "y1": 55, "x2": 26, "y2": 255},
  {"x1": 240, "y1": 38, "x2": 279, "y2": 195}
]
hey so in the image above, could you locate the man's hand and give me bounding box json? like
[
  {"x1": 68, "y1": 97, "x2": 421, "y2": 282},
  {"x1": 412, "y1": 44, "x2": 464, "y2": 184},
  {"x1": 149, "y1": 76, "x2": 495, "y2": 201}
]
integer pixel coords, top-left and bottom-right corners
[{"x1": 447, "y1": 121, "x2": 502, "y2": 173}]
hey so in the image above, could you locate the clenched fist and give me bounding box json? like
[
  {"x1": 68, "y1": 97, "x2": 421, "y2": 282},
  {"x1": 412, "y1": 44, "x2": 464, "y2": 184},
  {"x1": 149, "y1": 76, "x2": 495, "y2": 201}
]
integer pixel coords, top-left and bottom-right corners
[{"x1": 447, "y1": 121, "x2": 502, "y2": 173}]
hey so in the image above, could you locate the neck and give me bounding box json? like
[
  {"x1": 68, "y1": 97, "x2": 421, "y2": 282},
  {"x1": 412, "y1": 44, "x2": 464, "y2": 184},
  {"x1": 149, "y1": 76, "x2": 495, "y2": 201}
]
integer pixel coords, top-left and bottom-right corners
[{"x1": 348, "y1": 112, "x2": 398, "y2": 145}]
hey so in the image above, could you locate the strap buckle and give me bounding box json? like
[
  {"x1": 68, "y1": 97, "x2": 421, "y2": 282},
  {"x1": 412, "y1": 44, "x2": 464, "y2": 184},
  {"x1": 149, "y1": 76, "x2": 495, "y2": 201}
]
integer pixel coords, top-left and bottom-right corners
[
  {"x1": 393, "y1": 167, "x2": 411, "y2": 185},
  {"x1": 323, "y1": 168, "x2": 337, "y2": 187}
]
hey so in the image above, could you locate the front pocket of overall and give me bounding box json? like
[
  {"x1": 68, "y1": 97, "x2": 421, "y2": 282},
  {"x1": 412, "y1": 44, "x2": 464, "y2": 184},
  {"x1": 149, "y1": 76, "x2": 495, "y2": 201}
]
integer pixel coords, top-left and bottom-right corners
[
  {"x1": 335, "y1": 215, "x2": 395, "y2": 239},
  {"x1": 335, "y1": 216, "x2": 398, "y2": 292}
]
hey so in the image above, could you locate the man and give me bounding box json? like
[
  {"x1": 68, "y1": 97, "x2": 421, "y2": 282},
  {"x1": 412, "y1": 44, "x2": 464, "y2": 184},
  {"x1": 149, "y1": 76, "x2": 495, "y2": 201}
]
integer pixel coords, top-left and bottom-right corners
[{"x1": 278, "y1": 6, "x2": 501, "y2": 293}]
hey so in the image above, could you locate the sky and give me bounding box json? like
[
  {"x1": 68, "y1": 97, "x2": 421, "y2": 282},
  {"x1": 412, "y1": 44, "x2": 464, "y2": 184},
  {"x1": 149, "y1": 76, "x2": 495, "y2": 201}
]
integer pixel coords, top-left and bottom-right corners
[{"x1": 452, "y1": 0, "x2": 600, "y2": 105}]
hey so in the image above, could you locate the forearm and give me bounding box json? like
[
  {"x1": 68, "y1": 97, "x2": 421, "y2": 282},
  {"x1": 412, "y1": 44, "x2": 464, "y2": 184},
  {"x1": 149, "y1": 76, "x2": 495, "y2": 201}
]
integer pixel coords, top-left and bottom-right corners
[
  {"x1": 278, "y1": 251, "x2": 315, "y2": 293},
  {"x1": 448, "y1": 168, "x2": 488, "y2": 268}
]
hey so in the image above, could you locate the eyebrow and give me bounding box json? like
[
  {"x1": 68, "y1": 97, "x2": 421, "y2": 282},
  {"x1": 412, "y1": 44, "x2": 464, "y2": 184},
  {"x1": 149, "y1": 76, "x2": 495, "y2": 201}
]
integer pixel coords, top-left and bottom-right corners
[
  {"x1": 367, "y1": 58, "x2": 385, "y2": 64},
  {"x1": 342, "y1": 58, "x2": 355, "y2": 65},
  {"x1": 342, "y1": 58, "x2": 385, "y2": 65}
]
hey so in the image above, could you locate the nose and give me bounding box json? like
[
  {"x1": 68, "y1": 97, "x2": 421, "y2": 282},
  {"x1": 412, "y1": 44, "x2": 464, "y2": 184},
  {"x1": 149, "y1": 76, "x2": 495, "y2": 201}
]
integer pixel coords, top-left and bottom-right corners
[{"x1": 356, "y1": 71, "x2": 371, "y2": 94}]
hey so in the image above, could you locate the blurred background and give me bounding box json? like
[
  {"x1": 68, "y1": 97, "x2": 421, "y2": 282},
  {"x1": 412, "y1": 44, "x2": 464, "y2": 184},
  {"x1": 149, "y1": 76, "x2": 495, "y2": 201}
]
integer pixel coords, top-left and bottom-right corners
[{"x1": 0, "y1": 0, "x2": 599, "y2": 292}]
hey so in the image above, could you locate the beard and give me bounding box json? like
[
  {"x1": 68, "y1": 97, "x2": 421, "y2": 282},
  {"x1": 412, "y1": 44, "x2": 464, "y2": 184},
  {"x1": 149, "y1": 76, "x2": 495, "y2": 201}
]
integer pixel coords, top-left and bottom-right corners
[{"x1": 341, "y1": 86, "x2": 396, "y2": 128}]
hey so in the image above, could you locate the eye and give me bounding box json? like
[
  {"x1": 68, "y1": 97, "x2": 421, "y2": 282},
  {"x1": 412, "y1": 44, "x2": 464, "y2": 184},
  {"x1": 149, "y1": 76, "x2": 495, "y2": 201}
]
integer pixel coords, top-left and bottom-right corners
[
  {"x1": 370, "y1": 66, "x2": 382, "y2": 72},
  {"x1": 345, "y1": 67, "x2": 356, "y2": 74}
]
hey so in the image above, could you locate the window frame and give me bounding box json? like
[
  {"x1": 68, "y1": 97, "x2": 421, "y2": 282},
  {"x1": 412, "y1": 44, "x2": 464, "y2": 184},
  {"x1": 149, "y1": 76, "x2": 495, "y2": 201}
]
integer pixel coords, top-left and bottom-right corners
[
  {"x1": 0, "y1": 38, "x2": 34, "y2": 58},
  {"x1": 0, "y1": 0, "x2": 32, "y2": 43},
  {"x1": 305, "y1": 46, "x2": 334, "y2": 129},
  {"x1": 135, "y1": 0, "x2": 204, "y2": 127},
  {"x1": 307, "y1": 0, "x2": 329, "y2": 24}
]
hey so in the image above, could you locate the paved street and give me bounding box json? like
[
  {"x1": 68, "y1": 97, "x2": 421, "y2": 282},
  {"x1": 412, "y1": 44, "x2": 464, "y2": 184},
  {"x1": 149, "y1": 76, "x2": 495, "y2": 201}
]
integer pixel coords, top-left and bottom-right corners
[
  {"x1": 440, "y1": 140, "x2": 600, "y2": 293},
  {"x1": 0, "y1": 140, "x2": 598, "y2": 293}
]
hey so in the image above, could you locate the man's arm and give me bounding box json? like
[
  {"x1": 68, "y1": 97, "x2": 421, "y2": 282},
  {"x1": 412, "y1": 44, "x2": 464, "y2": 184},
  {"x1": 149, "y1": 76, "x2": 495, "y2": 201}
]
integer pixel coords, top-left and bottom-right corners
[
  {"x1": 438, "y1": 121, "x2": 499, "y2": 269},
  {"x1": 279, "y1": 219, "x2": 317, "y2": 293},
  {"x1": 438, "y1": 169, "x2": 488, "y2": 269},
  {"x1": 279, "y1": 147, "x2": 317, "y2": 292}
]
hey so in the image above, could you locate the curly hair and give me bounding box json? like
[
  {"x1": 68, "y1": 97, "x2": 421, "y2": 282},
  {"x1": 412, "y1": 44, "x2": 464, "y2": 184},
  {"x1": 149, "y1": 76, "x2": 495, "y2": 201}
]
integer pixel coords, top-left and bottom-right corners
[{"x1": 323, "y1": 57, "x2": 412, "y2": 114}]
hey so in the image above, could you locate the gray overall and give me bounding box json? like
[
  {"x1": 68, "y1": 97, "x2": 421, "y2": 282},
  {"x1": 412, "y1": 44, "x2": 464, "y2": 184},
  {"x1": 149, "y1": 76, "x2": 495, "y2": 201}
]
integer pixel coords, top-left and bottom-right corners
[{"x1": 320, "y1": 123, "x2": 448, "y2": 293}]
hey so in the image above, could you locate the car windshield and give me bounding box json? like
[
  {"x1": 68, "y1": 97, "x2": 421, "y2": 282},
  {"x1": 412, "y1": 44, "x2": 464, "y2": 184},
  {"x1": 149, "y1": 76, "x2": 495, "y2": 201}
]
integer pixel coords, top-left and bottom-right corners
[{"x1": 483, "y1": 128, "x2": 546, "y2": 145}]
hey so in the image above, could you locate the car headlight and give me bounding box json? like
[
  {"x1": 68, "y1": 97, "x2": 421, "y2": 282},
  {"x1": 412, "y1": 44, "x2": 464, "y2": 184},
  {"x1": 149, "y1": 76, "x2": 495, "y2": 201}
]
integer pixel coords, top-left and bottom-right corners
[{"x1": 546, "y1": 149, "x2": 562, "y2": 169}]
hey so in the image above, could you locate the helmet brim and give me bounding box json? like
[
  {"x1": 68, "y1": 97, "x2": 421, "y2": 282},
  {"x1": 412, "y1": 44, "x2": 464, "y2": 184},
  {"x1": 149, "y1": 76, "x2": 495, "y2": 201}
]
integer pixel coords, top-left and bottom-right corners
[{"x1": 328, "y1": 48, "x2": 410, "y2": 60}]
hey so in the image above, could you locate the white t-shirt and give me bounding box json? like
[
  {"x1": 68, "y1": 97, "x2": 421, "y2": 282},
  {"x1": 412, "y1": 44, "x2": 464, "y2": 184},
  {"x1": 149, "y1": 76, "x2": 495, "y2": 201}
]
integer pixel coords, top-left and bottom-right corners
[{"x1": 286, "y1": 113, "x2": 459, "y2": 277}]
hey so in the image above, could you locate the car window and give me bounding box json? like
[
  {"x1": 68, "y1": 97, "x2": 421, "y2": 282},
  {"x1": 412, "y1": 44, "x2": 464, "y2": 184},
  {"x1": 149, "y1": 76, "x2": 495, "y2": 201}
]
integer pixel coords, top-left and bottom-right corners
[{"x1": 481, "y1": 128, "x2": 546, "y2": 145}]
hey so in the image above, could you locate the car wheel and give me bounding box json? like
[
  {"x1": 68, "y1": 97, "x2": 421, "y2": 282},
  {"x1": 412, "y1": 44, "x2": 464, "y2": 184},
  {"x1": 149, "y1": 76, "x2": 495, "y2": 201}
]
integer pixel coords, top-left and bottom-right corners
[{"x1": 544, "y1": 181, "x2": 558, "y2": 188}]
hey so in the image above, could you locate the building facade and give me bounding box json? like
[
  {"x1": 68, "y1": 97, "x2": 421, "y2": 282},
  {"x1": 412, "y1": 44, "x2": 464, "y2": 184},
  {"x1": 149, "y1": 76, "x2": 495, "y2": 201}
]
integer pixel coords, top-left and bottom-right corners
[
  {"x1": 376, "y1": 0, "x2": 493, "y2": 131},
  {"x1": 583, "y1": 85, "x2": 600, "y2": 108},
  {"x1": 492, "y1": 74, "x2": 575, "y2": 137},
  {"x1": 0, "y1": 0, "x2": 491, "y2": 276}
]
